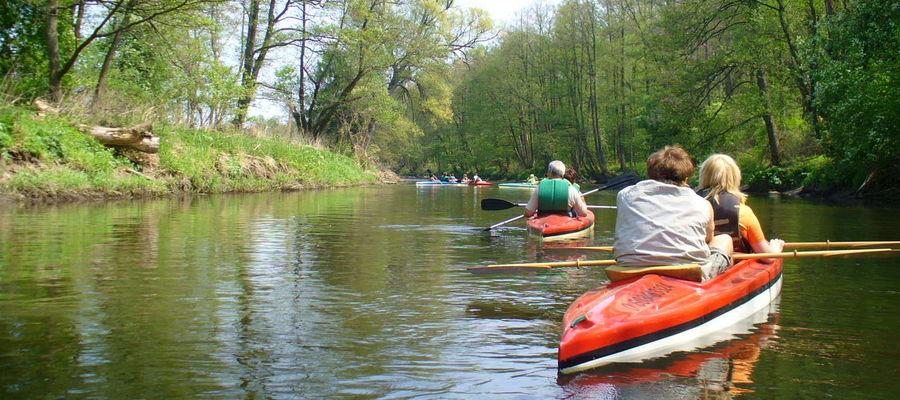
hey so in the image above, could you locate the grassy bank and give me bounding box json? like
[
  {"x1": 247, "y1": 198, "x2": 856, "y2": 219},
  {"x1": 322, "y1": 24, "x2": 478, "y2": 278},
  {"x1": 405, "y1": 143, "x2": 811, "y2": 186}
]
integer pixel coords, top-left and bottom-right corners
[{"x1": 0, "y1": 106, "x2": 376, "y2": 201}]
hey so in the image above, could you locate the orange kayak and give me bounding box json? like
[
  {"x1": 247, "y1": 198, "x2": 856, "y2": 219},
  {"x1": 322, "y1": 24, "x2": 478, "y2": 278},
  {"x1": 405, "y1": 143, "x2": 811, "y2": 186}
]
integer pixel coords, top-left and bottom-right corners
[
  {"x1": 526, "y1": 211, "x2": 595, "y2": 241},
  {"x1": 558, "y1": 257, "x2": 783, "y2": 374}
]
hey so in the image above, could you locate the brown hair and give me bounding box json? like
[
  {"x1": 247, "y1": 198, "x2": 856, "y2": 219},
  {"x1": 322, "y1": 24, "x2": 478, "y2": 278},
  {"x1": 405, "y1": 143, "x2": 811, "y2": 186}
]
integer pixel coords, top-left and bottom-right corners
[{"x1": 647, "y1": 145, "x2": 694, "y2": 186}]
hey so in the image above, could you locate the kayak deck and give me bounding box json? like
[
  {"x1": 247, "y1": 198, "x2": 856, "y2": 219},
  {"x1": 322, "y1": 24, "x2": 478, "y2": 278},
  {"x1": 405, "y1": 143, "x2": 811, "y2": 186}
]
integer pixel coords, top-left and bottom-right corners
[
  {"x1": 526, "y1": 211, "x2": 595, "y2": 241},
  {"x1": 558, "y1": 257, "x2": 783, "y2": 374}
]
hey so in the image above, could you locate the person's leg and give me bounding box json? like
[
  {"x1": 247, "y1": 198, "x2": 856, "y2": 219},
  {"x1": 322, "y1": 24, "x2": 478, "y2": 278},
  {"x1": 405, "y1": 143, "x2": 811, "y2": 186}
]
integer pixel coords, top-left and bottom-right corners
[
  {"x1": 709, "y1": 234, "x2": 733, "y2": 256},
  {"x1": 701, "y1": 234, "x2": 734, "y2": 281}
]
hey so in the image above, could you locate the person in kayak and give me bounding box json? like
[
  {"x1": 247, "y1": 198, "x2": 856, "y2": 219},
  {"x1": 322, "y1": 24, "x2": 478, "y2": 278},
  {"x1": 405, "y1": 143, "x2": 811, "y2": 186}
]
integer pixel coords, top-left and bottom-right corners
[
  {"x1": 460, "y1": 173, "x2": 470, "y2": 183},
  {"x1": 527, "y1": 174, "x2": 538, "y2": 184},
  {"x1": 524, "y1": 160, "x2": 589, "y2": 218},
  {"x1": 564, "y1": 168, "x2": 585, "y2": 217},
  {"x1": 698, "y1": 154, "x2": 784, "y2": 261},
  {"x1": 564, "y1": 168, "x2": 581, "y2": 192},
  {"x1": 613, "y1": 146, "x2": 734, "y2": 281},
  {"x1": 472, "y1": 172, "x2": 483, "y2": 183}
]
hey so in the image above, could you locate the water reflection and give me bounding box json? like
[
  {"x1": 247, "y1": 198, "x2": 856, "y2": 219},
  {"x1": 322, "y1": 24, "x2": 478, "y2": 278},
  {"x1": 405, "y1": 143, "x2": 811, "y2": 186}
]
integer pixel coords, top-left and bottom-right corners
[
  {"x1": 559, "y1": 307, "x2": 781, "y2": 399},
  {"x1": 1, "y1": 186, "x2": 898, "y2": 398}
]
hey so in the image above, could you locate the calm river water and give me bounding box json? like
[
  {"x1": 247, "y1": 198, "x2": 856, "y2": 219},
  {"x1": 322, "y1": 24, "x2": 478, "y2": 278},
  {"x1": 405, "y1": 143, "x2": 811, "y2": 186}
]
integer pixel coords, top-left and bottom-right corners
[{"x1": 1, "y1": 183, "x2": 898, "y2": 399}]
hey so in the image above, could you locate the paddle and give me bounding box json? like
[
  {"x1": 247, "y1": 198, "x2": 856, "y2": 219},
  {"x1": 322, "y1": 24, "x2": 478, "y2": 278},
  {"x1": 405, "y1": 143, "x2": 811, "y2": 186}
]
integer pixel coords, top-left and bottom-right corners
[
  {"x1": 541, "y1": 240, "x2": 900, "y2": 256},
  {"x1": 481, "y1": 198, "x2": 616, "y2": 211},
  {"x1": 480, "y1": 172, "x2": 639, "y2": 232},
  {"x1": 467, "y1": 248, "x2": 897, "y2": 274}
]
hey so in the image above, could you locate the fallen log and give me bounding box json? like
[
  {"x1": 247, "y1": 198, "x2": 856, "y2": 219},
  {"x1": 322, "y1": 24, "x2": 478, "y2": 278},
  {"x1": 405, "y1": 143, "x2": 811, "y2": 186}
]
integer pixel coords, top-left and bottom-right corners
[
  {"x1": 76, "y1": 122, "x2": 160, "y2": 154},
  {"x1": 32, "y1": 98, "x2": 161, "y2": 154}
]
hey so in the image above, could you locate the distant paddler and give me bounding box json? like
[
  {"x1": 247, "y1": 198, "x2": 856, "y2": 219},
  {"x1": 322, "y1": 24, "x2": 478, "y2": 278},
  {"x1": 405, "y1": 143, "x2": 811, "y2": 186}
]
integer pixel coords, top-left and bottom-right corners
[
  {"x1": 564, "y1": 168, "x2": 581, "y2": 192},
  {"x1": 524, "y1": 160, "x2": 589, "y2": 218}
]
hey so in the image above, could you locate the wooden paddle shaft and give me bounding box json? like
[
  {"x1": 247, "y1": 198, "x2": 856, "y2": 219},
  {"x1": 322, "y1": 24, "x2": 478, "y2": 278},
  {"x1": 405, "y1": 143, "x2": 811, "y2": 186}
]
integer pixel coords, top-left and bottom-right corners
[
  {"x1": 733, "y1": 248, "x2": 894, "y2": 259},
  {"x1": 548, "y1": 241, "x2": 900, "y2": 253},
  {"x1": 783, "y1": 240, "x2": 900, "y2": 249},
  {"x1": 468, "y1": 248, "x2": 894, "y2": 273}
]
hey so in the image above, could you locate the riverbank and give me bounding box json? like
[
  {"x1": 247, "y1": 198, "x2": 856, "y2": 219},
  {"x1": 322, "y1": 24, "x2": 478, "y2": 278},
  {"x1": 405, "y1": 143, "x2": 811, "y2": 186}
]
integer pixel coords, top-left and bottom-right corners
[{"x1": 0, "y1": 106, "x2": 377, "y2": 202}]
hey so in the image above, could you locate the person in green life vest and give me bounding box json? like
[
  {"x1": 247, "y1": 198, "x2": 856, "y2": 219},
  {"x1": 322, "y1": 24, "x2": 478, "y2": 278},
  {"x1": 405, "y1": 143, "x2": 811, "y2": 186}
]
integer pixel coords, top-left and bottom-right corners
[
  {"x1": 526, "y1": 174, "x2": 538, "y2": 184},
  {"x1": 524, "y1": 160, "x2": 589, "y2": 218}
]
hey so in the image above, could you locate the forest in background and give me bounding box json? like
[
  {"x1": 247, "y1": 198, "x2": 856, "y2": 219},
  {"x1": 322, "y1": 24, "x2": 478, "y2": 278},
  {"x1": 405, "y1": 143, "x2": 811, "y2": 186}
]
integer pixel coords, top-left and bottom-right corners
[{"x1": 1, "y1": 0, "x2": 897, "y2": 198}]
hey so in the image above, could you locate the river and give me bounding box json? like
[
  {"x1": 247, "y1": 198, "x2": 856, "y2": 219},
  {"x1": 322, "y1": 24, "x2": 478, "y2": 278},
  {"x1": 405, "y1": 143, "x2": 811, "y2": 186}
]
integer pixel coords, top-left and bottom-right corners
[{"x1": 1, "y1": 184, "x2": 897, "y2": 399}]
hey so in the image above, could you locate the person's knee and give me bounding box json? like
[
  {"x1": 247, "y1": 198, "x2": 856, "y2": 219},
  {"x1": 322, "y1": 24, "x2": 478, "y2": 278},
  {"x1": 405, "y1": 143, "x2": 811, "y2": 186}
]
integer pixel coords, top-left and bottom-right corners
[{"x1": 711, "y1": 234, "x2": 733, "y2": 255}]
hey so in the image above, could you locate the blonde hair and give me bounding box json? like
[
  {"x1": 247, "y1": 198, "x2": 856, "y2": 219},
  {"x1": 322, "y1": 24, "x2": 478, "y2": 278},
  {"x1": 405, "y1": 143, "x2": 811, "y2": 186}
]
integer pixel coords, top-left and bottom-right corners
[{"x1": 699, "y1": 154, "x2": 746, "y2": 201}]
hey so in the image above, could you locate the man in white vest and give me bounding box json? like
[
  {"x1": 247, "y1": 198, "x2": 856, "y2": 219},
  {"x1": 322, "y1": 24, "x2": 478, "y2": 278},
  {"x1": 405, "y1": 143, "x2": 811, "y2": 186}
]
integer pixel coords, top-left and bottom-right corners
[{"x1": 613, "y1": 146, "x2": 734, "y2": 281}]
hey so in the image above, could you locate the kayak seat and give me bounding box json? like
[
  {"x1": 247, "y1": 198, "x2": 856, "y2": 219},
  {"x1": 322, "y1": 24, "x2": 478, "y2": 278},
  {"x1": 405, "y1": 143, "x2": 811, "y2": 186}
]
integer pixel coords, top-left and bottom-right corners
[{"x1": 605, "y1": 264, "x2": 703, "y2": 283}]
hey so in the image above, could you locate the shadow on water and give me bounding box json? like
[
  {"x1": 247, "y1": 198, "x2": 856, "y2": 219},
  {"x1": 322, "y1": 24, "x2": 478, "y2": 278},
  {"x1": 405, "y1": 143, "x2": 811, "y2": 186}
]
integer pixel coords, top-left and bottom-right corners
[{"x1": 465, "y1": 301, "x2": 552, "y2": 321}]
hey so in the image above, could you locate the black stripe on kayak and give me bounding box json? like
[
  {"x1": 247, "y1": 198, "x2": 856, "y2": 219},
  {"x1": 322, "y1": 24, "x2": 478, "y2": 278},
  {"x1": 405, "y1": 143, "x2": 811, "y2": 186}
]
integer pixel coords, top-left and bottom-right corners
[
  {"x1": 541, "y1": 222, "x2": 594, "y2": 238},
  {"x1": 558, "y1": 270, "x2": 782, "y2": 371}
]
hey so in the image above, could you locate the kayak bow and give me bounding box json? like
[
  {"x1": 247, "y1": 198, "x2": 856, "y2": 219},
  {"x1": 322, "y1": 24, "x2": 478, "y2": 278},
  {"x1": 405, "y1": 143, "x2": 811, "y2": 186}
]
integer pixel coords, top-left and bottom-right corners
[
  {"x1": 558, "y1": 257, "x2": 783, "y2": 374},
  {"x1": 527, "y1": 211, "x2": 595, "y2": 241}
]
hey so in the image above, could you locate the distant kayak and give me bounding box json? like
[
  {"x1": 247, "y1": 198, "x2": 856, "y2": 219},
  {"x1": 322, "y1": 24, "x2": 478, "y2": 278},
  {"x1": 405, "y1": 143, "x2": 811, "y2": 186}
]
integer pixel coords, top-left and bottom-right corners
[
  {"x1": 498, "y1": 182, "x2": 537, "y2": 189},
  {"x1": 415, "y1": 181, "x2": 468, "y2": 186},
  {"x1": 468, "y1": 181, "x2": 493, "y2": 186}
]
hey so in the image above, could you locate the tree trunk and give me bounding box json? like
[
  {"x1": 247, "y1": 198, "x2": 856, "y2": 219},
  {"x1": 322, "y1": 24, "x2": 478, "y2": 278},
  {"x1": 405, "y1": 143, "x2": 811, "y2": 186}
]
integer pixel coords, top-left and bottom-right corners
[
  {"x1": 756, "y1": 69, "x2": 781, "y2": 166},
  {"x1": 93, "y1": 11, "x2": 132, "y2": 107},
  {"x1": 234, "y1": 0, "x2": 261, "y2": 128},
  {"x1": 47, "y1": 0, "x2": 63, "y2": 102},
  {"x1": 296, "y1": 1, "x2": 309, "y2": 135},
  {"x1": 73, "y1": 1, "x2": 85, "y2": 40},
  {"x1": 825, "y1": 0, "x2": 835, "y2": 15}
]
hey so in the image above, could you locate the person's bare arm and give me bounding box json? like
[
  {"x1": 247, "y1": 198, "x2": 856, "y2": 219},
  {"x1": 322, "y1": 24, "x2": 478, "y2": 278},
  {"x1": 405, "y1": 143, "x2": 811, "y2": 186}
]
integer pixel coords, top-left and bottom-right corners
[
  {"x1": 524, "y1": 189, "x2": 539, "y2": 217},
  {"x1": 706, "y1": 204, "x2": 715, "y2": 243},
  {"x1": 571, "y1": 189, "x2": 589, "y2": 217},
  {"x1": 750, "y1": 238, "x2": 785, "y2": 263}
]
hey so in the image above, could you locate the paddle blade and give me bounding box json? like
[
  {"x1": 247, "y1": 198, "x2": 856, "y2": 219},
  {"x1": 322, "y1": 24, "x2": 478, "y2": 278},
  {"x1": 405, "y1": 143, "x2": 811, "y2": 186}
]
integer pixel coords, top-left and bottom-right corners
[
  {"x1": 584, "y1": 172, "x2": 640, "y2": 195},
  {"x1": 601, "y1": 171, "x2": 639, "y2": 189},
  {"x1": 481, "y1": 198, "x2": 520, "y2": 211}
]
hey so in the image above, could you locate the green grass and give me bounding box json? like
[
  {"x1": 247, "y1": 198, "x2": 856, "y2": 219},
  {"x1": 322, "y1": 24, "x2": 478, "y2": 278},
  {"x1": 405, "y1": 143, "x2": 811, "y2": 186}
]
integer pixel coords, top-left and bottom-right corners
[{"x1": 0, "y1": 106, "x2": 375, "y2": 200}]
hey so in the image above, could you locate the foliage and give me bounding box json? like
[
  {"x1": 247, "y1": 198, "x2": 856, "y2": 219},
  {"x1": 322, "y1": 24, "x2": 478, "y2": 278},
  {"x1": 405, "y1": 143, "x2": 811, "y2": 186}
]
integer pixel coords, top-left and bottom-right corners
[
  {"x1": 810, "y1": 0, "x2": 900, "y2": 180},
  {"x1": 0, "y1": 0, "x2": 895, "y2": 198}
]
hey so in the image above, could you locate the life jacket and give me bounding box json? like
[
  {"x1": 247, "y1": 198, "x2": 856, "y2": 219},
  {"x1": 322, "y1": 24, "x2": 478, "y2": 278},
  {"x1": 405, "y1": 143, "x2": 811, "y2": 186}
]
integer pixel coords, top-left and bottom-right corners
[
  {"x1": 567, "y1": 179, "x2": 581, "y2": 192},
  {"x1": 707, "y1": 191, "x2": 750, "y2": 252},
  {"x1": 538, "y1": 178, "x2": 571, "y2": 213}
]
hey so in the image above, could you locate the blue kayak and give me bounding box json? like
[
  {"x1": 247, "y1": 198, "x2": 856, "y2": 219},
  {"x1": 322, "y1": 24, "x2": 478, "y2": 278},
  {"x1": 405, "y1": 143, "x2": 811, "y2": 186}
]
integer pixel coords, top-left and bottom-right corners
[{"x1": 498, "y1": 182, "x2": 537, "y2": 189}]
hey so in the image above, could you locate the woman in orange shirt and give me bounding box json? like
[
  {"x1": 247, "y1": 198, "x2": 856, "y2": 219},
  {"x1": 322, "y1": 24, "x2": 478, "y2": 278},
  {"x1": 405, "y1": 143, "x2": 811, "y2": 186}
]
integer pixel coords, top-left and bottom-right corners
[{"x1": 698, "y1": 154, "x2": 784, "y2": 262}]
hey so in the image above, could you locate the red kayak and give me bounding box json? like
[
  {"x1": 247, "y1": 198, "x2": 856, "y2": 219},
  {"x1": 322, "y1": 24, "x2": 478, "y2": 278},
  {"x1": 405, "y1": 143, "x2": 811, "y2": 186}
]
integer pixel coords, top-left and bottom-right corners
[
  {"x1": 558, "y1": 256, "x2": 783, "y2": 374},
  {"x1": 526, "y1": 211, "x2": 595, "y2": 241},
  {"x1": 468, "y1": 181, "x2": 493, "y2": 186}
]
